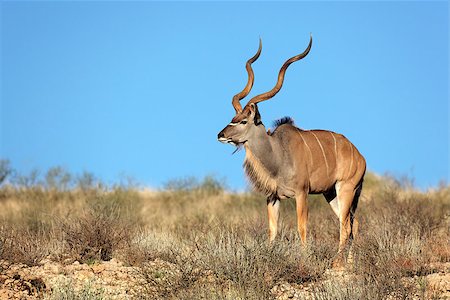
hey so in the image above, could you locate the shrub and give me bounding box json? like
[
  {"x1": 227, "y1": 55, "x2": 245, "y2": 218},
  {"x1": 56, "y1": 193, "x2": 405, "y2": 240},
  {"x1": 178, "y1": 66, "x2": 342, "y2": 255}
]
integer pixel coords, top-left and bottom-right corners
[
  {"x1": 164, "y1": 175, "x2": 226, "y2": 196},
  {"x1": 45, "y1": 167, "x2": 72, "y2": 191},
  {"x1": 0, "y1": 223, "x2": 52, "y2": 266},
  {"x1": 60, "y1": 196, "x2": 133, "y2": 263},
  {"x1": 0, "y1": 159, "x2": 12, "y2": 185}
]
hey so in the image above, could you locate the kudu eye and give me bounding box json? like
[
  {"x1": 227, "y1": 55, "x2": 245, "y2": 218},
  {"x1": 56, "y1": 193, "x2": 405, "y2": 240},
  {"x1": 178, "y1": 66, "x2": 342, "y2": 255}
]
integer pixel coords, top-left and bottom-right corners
[{"x1": 240, "y1": 120, "x2": 247, "y2": 125}]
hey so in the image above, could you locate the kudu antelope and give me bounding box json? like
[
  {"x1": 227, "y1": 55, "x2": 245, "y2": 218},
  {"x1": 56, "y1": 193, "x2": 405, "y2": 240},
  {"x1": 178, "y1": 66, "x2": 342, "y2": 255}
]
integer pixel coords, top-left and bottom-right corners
[{"x1": 217, "y1": 37, "x2": 366, "y2": 266}]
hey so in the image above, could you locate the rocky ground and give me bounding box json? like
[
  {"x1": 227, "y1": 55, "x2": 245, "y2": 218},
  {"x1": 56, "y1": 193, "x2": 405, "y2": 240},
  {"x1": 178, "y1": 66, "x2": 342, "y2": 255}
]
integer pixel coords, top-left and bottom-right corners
[
  {"x1": 0, "y1": 258, "x2": 182, "y2": 299},
  {"x1": 1, "y1": 259, "x2": 449, "y2": 299},
  {"x1": 271, "y1": 263, "x2": 450, "y2": 300}
]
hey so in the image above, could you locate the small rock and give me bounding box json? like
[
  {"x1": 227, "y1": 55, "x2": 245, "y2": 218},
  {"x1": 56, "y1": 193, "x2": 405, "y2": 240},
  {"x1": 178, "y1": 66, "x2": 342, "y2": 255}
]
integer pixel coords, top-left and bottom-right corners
[
  {"x1": 4, "y1": 279, "x2": 14, "y2": 286},
  {"x1": 91, "y1": 264, "x2": 106, "y2": 274},
  {"x1": 39, "y1": 258, "x2": 52, "y2": 265},
  {"x1": 74, "y1": 270, "x2": 94, "y2": 281},
  {"x1": 43, "y1": 262, "x2": 62, "y2": 274}
]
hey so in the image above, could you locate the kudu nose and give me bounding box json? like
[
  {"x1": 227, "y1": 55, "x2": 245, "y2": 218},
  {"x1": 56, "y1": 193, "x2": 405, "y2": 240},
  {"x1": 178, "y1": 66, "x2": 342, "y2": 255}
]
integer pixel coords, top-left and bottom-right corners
[{"x1": 218, "y1": 131, "x2": 225, "y2": 139}]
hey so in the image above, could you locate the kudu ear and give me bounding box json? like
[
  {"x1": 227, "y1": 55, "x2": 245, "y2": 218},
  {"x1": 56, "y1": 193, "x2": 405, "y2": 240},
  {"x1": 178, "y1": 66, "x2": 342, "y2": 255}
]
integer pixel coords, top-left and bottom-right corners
[{"x1": 248, "y1": 103, "x2": 262, "y2": 125}]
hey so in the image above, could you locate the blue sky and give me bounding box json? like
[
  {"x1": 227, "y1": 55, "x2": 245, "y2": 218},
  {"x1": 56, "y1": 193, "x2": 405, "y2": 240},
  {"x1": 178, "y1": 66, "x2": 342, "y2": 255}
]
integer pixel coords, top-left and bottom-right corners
[{"x1": 1, "y1": 1, "x2": 448, "y2": 190}]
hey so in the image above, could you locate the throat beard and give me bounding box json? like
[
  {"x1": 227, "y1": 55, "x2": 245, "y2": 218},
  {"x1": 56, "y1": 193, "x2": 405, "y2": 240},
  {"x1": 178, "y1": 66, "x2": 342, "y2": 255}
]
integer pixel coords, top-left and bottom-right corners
[{"x1": 243, "y1": 146, "x2": 277, "y2": 195}]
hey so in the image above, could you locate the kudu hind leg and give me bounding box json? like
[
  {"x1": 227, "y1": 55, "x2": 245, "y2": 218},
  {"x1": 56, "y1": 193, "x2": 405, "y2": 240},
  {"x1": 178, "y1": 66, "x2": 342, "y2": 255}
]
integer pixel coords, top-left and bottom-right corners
[
  {"x1": 349, "y1": 184, "x2": 361, "y2": 240},
  {"x1": 267, "y1": 194, "x2": 280, "y2": 242},
  {"x1": 324, "y1": 187, "x2": 339, "y2": 218},
  {"x1": 333, "y1": 183, "x2": 358, "y2": 267},
  {"x1": 347, "y1": 183, "x2": 362, "y2": 264}
]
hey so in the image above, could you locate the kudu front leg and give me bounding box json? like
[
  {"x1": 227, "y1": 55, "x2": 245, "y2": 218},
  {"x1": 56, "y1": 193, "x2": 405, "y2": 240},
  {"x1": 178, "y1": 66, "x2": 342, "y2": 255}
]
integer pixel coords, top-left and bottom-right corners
[
  {"x1": 295, "y1": 191, "x2": 308, "y2": 244},
  {"x1": 267, "y1": 194, "x2": 280, "y2": 242}
]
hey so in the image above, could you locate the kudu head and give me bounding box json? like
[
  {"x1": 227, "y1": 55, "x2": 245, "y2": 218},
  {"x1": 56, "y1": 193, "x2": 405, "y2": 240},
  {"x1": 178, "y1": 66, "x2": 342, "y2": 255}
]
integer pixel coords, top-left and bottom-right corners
[{"x1": 218, "y1": 36, "x2": 313, "y2": 147}]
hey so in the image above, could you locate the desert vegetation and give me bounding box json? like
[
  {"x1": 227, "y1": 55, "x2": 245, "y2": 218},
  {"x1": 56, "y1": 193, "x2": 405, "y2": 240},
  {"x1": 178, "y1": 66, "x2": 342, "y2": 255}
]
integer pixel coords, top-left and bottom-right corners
[{"x1": 0, "y1": 159, "x2": 449, "y2": 299}]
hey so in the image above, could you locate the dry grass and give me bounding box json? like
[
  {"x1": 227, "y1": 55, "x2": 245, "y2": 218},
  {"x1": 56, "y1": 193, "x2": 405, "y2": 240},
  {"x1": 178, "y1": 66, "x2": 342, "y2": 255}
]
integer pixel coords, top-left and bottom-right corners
[{"x1": 0, "y1": 166, "x2": 449, "y2": 299}]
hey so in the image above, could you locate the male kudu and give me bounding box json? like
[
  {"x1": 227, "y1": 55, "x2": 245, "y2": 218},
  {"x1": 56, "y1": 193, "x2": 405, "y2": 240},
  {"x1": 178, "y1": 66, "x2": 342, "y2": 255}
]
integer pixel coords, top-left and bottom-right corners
[{"x1": 217, "y1": 36, "x2": 366, "y2": 266}]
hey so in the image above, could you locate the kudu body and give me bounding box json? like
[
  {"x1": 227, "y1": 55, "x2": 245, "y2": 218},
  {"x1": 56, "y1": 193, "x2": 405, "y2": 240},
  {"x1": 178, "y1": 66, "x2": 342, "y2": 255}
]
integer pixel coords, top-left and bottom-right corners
[{"x1": 218, "y1": 37, "x2": 366, "y2": 266}]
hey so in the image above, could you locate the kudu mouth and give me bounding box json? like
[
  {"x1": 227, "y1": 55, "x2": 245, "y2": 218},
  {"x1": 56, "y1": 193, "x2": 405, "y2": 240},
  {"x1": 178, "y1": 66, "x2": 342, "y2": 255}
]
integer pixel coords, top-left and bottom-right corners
[
  {"x1": 218, "y1": 137, "x2": 233, "y2": 145},
  {"x1": 217, "y1": 136, "x2": 247, "y2": 147}
]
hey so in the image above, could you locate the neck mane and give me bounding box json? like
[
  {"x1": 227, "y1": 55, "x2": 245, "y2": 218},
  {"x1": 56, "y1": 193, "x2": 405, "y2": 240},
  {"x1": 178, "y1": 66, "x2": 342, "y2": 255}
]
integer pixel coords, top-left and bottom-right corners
[{"x1": 243, "y1": 139, "x2": 277, "y2": 196}]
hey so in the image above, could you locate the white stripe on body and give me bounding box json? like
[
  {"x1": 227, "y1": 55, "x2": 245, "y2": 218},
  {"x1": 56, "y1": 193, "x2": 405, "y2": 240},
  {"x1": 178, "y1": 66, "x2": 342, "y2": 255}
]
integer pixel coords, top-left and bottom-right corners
[{"x1": 311, "y1": 131, "x2": 329, "y2": 177}]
